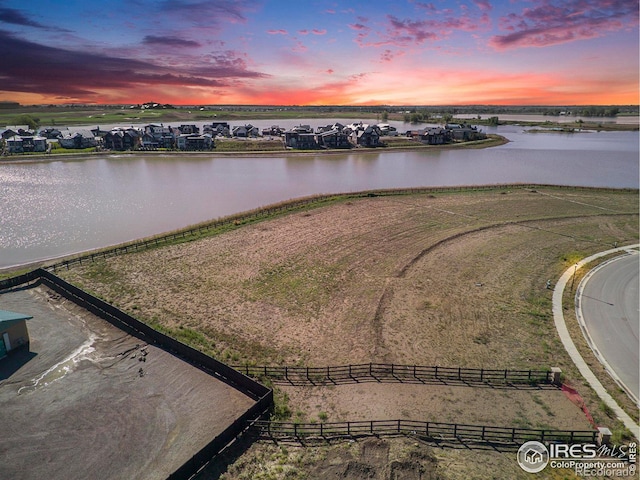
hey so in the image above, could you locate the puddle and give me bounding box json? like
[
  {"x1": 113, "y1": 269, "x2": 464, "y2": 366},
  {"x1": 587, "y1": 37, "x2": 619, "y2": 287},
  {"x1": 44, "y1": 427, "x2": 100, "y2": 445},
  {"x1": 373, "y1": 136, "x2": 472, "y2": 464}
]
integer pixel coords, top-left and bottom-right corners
[{"x1": 18, "y1": 335, "x2": 97, "y2": 394}]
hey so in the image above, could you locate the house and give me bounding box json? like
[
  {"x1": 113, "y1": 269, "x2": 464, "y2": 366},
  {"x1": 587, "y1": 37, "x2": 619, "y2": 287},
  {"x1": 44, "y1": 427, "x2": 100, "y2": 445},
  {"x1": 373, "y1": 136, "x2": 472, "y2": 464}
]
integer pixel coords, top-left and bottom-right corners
[
  {"x1": 143, "y1": 124, "x2": 175, "y2": 148},
  {"x1": 39, "y1": 128, "x2": 63, "y2": 139},
  {"x1": 317, "y1": 129, "x2": 351, "y2": 149},
  {"x1": 2, "y1": 125, "x2": 32, "y2": 138},
  {"x1": 176, "y1": 133, "x2": 214, "y2": 151},
  {"x1": 284, "y1": 130, "x2": 318, "y2": 149},
  {"x1": 178, "y1": 124, "x2": 199, "y2": 135},
  {"x1": 355, "y1": 125, "x2": 381, "y2": 147},
  {"x1": 0, "y1": 310, "x2": 32, "y2": 359},
  {"x1": 5, "y1": 135, "x2": 47, "y2": 153},
  {"x1": 376, "y1": 123, "x2": 398, "y2": 136},
  {"x1": 291, "y1": 124, "x2": 313, "y2": 134},
  {"x1": 6, "y1": 136, "x2": 24, "y2": 153},
  {"x1": 316, "y1": 123, "x2": 345, "y2": 134},
  {"x1": 261, "y1": 125, "x2": 285, "y2": 136},
  {"x1": 59, "y1": 130, "x2": 98, "y2": 149},
  {"x1": 232, "y1": 124, "x2": 260, "y2": 138},
  {"x1": 420, "y1": 127, "x2": 449, "y2": 145},
  {"x1": 103, "y1": 128, "x2": 143, "y2": 150},
  {"x1": 445, "y1": 123, "x2": 485, "y2": 141},
  {"x1": 205, "y1": 122, "x2": 230, "y2": 137}
]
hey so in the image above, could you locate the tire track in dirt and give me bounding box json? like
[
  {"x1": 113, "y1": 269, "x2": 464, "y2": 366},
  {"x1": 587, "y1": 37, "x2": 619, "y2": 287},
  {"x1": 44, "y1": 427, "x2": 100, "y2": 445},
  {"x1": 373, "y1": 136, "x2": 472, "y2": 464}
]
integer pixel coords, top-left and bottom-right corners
[{"x1": 370, "y1": 213, "x2": 638, "y2": 361}]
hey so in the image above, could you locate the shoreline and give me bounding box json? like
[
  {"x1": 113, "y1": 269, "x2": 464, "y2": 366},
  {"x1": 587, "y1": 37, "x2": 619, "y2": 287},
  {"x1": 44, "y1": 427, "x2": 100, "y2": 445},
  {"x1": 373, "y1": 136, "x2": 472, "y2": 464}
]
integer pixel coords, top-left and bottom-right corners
[
  {"x1": 2, "y1": 182, "x2": 637, "y2": 276},
  {"x1": 0, "y1": 134, "x2": 509, "y2": 164}
]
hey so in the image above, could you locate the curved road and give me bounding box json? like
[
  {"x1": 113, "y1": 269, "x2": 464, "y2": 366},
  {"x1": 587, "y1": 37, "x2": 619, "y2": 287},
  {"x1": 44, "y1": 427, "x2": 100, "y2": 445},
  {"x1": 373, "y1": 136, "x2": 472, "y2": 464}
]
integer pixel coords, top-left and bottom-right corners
[{"x1": 577, "y1": 252, "x2": 639, "y2": 404}]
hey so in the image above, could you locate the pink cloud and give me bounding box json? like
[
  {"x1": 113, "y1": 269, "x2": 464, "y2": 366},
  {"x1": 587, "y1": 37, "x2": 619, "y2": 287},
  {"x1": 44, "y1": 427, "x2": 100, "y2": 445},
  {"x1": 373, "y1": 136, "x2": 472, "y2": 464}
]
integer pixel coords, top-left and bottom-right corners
[
  {"x1": 490, "y1": 0, "x2": 639, "y2": 49},
  {"x1": 298, "y1": 29, "x2": 327, "y2": 35},
  {"x1": 351, "y1": 5, "x2": 491, "y2": 50},
  {"x1": 349, "y1": 23, "x2": 369, "y2": 31},
  {"x1": 267, "y1": 29, "x2": 288, "y2": 35},
  {"x1": 471, "y1": 0, "x2": 492, "y2": 12}
]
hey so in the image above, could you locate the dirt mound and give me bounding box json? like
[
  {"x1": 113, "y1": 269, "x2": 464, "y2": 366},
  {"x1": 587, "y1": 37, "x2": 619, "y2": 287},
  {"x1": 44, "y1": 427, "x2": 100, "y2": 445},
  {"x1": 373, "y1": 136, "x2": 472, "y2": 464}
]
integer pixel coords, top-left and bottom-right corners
[{"x1": 308, "y1": 438, "x2": 438, "y2": 480}]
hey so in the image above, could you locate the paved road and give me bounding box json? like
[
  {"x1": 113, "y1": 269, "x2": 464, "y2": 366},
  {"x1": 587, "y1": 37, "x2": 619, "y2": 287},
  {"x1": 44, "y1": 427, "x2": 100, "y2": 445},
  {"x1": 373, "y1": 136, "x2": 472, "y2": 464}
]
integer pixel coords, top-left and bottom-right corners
[{"x1": 578, "y1": 252, "x2": 639, "y2": 403}]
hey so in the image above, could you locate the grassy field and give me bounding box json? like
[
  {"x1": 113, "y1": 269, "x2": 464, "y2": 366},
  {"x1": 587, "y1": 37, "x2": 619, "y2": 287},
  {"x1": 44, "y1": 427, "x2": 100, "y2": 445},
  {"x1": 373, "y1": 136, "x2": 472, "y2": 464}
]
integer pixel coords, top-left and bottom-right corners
[
  {"x1": 1, "y1": 105, "x2": 637, "y2": 131},
  {"x1": 54, "y1": 186, "x2": 639, "y2": 479}
]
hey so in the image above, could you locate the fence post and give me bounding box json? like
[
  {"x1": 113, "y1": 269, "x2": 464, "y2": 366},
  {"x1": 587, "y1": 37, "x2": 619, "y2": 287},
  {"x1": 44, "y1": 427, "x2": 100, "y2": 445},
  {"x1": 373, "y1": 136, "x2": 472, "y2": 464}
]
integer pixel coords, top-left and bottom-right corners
[
  {"x1": 480, "y1": 368, "x2": 483, "y2": 382},
  {"x1": 512, "y1": 428, "x2": 516, "y2": 442},
  {"x1": 398, "y1": 419, "x2": 401, "y2": 434},
  {"x1": 294, "y1": 423, "x2": 298, "y2": 437},
  {"x1": 434, "y1": 365, "x2": 438, "y2": 379}
]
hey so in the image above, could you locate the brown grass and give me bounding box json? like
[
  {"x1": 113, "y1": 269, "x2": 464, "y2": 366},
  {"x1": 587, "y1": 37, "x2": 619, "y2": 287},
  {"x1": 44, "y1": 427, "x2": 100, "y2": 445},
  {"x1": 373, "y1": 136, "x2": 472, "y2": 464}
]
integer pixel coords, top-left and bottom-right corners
[{"x1": 57, "y1": 186, "x2": 639, "y2": 479}]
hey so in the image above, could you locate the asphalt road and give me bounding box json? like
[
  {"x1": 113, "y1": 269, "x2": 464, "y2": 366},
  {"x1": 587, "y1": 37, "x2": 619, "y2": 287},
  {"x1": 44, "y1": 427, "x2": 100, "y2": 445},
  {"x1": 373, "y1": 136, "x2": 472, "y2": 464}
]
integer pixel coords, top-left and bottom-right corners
[{"x1": 579, "y1": 253, "x2": 639, "y2": 403}]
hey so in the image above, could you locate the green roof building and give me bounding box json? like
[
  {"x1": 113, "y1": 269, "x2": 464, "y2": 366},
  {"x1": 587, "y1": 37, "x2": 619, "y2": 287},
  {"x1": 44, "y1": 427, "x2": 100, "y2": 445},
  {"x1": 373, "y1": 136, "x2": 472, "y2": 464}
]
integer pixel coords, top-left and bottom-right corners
[{"x1": 0, "y1": 310, "x2": 32, "y2": 358}]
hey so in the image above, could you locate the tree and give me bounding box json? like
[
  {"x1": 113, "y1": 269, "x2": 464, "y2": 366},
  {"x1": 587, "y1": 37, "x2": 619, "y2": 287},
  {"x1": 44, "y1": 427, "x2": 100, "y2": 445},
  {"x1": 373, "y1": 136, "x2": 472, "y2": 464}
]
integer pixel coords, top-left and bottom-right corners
[{"x1": 13, "y1": 114, "x2": 40, "y2": 130}]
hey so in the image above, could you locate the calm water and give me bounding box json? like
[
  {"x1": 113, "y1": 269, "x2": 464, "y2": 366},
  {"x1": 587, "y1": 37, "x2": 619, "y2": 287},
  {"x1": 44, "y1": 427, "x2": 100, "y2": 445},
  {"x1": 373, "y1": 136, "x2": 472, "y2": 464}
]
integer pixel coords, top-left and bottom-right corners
[{"x1": 1, "y1": 125, "x2": 638, "y2": 269}]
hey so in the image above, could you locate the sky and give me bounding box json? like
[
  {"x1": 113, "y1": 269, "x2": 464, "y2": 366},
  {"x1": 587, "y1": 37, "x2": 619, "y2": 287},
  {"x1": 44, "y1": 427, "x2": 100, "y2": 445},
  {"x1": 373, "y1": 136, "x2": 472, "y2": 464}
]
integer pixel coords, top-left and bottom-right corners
[{"x1": 0, "y1": 0, "x2": 638, "y2": 106}]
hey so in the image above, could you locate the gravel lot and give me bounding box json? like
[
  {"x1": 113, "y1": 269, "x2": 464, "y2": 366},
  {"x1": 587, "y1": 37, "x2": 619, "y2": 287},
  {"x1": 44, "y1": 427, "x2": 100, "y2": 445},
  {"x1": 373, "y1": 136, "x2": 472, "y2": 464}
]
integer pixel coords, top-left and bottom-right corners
[{"x1": 0, "y1": 285, "x2": 255, "y2": 480}]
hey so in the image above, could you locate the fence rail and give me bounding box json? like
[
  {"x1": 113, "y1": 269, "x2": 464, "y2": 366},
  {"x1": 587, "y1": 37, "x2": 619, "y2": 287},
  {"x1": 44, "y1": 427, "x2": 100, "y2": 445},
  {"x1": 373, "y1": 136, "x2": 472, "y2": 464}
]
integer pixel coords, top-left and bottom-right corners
[
  {"x1": 253, "y1": 419, "x2": 597, "y2": 445},
  {"x1": 0, "y1": 269, "x2": 274, "y2": 480},
  {"x1": 41, "y1": 184, "x2": 634, "y2": 273},
  {"x1": 233, "y1": 363, "x2": 553, "y2": 385}
]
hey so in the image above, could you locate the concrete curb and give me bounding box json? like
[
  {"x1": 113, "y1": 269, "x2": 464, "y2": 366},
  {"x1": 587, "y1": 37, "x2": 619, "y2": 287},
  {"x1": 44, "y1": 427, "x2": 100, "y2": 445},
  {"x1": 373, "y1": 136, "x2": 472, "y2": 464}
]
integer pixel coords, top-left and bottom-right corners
[
  {"x1": 575, "y1": 252, "x2": 639, "y2": 407},
  {"x1": 552, "y1": 244, "x2": 639, "y2": 439}
]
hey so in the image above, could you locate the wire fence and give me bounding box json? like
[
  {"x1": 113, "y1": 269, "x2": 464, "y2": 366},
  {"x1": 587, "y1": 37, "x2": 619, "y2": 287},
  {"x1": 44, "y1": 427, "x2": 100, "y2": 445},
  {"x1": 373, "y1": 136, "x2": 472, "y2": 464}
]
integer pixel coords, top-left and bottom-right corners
[
  {"x1": 45, "y1": 183, "x2": 631, "y2": 273},
  {"x1": 233, "y1": 363, "x2": 554, "y2": 386},
  {"x1": 253, "y1": 419, "x2": 597, "y2": 445}
]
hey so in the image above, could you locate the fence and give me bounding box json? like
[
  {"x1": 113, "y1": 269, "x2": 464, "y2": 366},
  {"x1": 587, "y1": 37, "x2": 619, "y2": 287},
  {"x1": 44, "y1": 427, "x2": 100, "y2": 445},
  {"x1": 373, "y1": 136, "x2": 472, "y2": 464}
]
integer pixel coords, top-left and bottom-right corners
[
  {"x1": 233, "y1": 363, "x2": 553, "y2": 386},
  {"x1": 253, "y1": 419, "x2": 597, "y2": 445},
  {"x1": 0, "y1": 269, "x2": 274, "y2": 480},
  {"x1": 42, "y1": 183, "x2": 633, "y2": 273}
]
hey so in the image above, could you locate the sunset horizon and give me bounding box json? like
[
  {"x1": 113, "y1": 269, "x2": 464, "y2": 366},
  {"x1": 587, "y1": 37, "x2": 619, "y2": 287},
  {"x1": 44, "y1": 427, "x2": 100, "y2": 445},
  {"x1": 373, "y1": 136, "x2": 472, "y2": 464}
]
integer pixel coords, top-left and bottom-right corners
[{"x1": 1, "y1": 0, "x2": 638, "y2": 106}]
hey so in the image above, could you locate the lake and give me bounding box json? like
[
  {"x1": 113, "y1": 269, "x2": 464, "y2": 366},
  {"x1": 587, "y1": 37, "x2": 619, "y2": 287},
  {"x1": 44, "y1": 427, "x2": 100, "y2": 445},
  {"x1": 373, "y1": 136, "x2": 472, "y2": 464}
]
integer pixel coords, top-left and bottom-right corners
[{"x1": 0, "y1": 124, "x2": 638, "y2": 269}]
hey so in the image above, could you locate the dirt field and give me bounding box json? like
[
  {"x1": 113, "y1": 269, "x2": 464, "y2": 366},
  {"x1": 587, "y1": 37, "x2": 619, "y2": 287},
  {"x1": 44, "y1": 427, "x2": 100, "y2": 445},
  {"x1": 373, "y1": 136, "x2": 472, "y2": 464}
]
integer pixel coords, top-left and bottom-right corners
[
  {"x1": 0, "y1": 286, "x2": 255, "y2": 480},
  {"x1": 56, "y1": 186, "x2": 639, "y2": 479}
]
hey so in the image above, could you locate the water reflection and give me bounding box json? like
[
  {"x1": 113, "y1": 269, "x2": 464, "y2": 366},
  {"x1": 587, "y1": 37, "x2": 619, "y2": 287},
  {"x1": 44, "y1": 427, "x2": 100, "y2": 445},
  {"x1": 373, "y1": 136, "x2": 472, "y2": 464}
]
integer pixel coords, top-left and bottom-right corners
[{"x1": 0, "y1": 128, "x2": 638, "y2": 269}]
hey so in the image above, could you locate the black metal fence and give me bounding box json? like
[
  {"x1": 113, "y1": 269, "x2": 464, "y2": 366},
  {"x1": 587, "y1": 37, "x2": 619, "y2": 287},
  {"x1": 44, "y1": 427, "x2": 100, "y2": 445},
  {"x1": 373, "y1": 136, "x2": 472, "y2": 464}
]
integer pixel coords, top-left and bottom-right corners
[
  {"x1": 254, "y1": 419, "x2": 597, "y2": 445},
  {"x1": 234, "y1": 363, "x2": 553, "y2": 386},
  {"x1": 0, "y1": 269, "x2": 274, "y2": 480}
]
